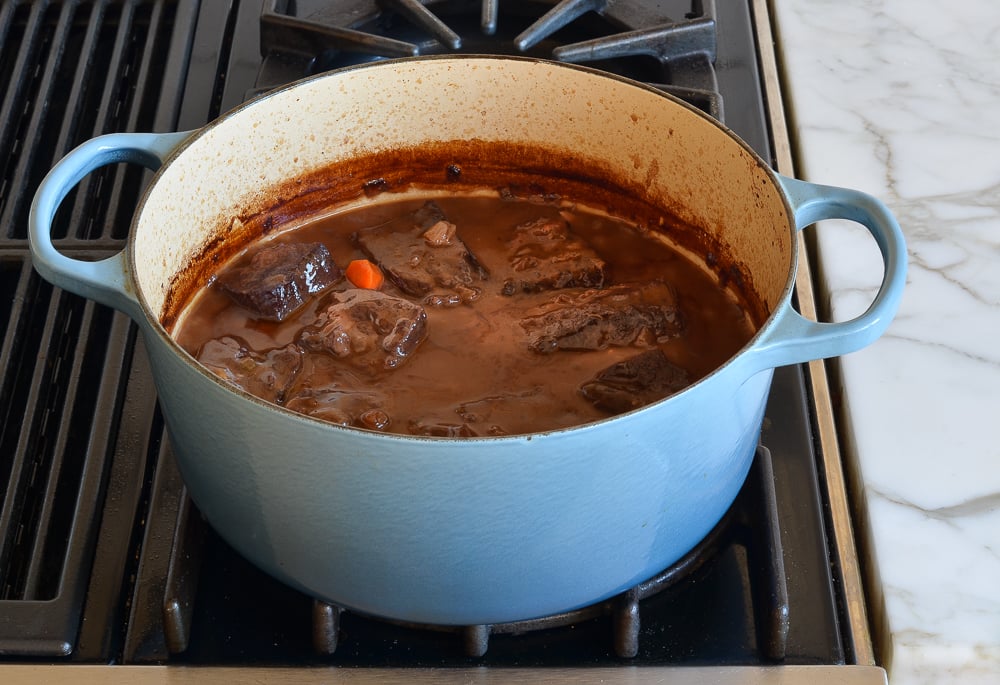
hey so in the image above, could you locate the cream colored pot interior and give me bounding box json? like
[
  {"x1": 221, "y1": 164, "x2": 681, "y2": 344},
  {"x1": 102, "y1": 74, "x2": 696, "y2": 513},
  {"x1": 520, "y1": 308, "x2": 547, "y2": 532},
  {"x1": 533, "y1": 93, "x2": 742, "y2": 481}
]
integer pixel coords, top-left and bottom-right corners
[{"x1": 130, "y1": 57, "x2": 791, "y2": 325}]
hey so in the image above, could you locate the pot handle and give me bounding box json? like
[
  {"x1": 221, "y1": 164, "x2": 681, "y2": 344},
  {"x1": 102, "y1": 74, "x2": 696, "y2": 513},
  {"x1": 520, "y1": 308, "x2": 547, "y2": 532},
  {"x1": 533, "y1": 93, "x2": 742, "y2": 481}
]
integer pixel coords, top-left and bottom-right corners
[
  {"x1": 744, "y1": 175, "x2": 907, "y2": 375},
  {"x1": 28, "y1": 131, "x2": 193, "y2": 320}
]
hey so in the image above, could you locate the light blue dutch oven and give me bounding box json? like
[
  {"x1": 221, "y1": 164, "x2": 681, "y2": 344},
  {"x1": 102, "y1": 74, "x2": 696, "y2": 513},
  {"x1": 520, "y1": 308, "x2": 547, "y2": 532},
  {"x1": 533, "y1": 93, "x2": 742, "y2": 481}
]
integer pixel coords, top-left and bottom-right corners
[{"x1": 28, "y1": 57, "x2": 905, "y2": 625}]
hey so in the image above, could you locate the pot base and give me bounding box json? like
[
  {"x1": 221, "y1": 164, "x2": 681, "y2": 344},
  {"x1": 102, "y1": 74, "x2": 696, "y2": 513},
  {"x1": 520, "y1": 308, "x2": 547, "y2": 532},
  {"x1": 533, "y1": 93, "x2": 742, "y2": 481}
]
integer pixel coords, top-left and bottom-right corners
[{"x1": 160, "y1": 446, "x2": 784, "y2": 660}]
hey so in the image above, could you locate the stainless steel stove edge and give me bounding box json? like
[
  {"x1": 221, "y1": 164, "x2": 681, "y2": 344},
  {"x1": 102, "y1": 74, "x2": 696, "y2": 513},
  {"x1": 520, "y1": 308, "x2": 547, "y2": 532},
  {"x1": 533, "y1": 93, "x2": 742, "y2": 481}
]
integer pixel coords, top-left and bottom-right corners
[{"x1": 0, "y1": 664, "x2": 889, "y2": 684}]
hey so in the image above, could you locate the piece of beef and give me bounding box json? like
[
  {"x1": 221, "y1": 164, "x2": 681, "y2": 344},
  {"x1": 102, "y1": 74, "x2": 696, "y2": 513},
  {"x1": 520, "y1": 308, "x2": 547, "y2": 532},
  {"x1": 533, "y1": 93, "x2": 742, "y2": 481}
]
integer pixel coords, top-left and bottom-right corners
[
  {"x1": 353, "y1": 201, "x2": 488, "y2": 306},
  {"x1": 498, "y1": 216, "x2": 606, "y2": 295},
  {"x1": 298, "y1": 288, "x2": 428, "y2": 372},
  {"x1": 216, "y1": 241, "x2": 342, "y2": 321},
  {"x1": 580, "y1": 349, "x2": 691, "y2": 414},
  {"x1": 519, "y1": 282, "x2": 684, "y2": 353},
  {"x1": 196, "y1": 336, "x2": 303, "y2": 403}
]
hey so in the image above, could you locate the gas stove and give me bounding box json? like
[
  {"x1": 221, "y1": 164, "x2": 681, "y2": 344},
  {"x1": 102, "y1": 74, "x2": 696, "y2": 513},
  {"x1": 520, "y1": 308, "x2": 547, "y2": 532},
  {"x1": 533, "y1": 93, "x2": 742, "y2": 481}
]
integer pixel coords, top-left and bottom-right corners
[{"x1": 0, "y1": 1, "x2": 884, "y2": 682}]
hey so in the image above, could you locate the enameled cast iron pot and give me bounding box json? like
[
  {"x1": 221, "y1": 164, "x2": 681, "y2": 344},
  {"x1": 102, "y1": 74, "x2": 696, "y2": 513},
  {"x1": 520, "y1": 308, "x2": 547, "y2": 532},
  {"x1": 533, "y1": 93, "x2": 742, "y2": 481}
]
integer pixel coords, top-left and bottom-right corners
[{"x1": 29, "y1": 56, "x2": 906, "y2": 625}]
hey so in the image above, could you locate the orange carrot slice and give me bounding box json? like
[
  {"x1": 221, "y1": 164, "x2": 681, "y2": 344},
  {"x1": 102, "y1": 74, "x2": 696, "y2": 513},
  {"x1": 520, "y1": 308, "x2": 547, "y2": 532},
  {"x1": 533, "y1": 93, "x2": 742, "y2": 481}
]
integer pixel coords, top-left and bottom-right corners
[{"x1": 345, "y1": 259, "x2": 384, "y2": 290}]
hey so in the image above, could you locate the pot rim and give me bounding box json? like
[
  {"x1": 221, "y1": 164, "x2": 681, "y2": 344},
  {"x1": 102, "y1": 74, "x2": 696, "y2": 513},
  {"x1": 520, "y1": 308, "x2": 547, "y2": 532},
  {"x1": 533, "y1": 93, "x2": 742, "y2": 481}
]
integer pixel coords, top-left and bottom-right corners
[{"x1": 128, "y1": 54, "x2": 799, "y2": 442}]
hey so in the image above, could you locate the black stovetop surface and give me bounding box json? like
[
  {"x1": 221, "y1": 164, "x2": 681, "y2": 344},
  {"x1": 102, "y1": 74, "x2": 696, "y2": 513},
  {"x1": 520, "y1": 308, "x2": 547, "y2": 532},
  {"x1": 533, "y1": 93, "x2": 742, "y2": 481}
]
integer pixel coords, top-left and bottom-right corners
[{"x1": 0, "y1": 0, "x2": 848, "y2": 667}]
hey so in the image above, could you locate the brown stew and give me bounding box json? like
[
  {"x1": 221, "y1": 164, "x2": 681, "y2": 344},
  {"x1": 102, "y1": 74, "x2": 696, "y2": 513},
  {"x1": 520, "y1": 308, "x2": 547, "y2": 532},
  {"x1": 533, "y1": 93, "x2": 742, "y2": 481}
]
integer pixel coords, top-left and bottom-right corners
[{"x1": 171, "y1": 191, "x2": 756, "y2": 436}]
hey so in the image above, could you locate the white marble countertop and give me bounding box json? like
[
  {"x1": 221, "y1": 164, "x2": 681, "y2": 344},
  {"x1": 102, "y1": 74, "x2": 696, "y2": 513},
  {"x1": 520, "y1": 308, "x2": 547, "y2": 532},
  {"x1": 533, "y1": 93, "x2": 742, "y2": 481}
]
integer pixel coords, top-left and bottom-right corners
[{"x1": 772, "y1": 1, "x2": 1000, "y2": 683}]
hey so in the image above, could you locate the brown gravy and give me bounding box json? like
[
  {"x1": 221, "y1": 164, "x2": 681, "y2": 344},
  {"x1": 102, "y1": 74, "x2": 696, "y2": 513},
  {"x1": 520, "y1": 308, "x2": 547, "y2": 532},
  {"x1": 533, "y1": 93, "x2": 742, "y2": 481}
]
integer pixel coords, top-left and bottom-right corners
[{"x1": 172, "y1": 192, "x2": 756, "y2": 436}]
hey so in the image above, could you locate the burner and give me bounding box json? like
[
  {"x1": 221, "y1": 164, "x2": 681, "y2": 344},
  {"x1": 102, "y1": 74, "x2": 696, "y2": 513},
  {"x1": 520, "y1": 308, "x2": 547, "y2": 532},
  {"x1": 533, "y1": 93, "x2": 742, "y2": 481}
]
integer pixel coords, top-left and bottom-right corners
[{"x1": 254, "y1": 0, "x2": 721, "y2": 118}]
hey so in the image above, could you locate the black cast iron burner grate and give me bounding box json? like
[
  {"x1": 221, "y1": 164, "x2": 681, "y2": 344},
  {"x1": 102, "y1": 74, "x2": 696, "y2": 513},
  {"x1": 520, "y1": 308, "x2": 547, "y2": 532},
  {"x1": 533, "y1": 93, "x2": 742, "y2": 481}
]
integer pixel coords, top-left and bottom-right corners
[
  {"x1": 0, "y1": 0, "x2": 196, "y2": 658},
  {"x1": 254, "y1": 0, "x2": 722, "y2": 118}
]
